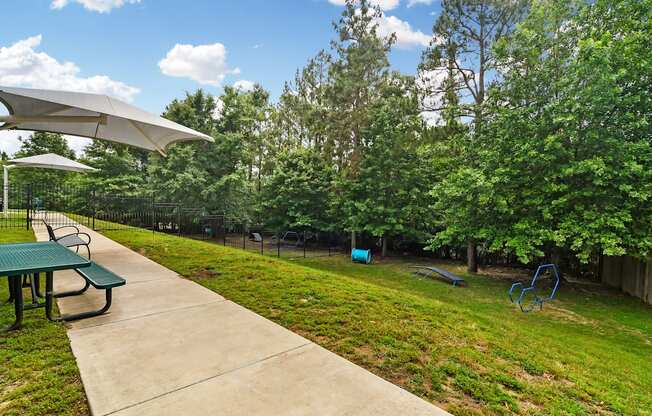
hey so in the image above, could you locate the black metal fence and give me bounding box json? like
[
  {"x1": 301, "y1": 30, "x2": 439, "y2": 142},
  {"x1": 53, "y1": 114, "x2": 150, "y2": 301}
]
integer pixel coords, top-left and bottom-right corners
[
  {"x1": 0, "y1": 184, "x2": 349, "y2": 259},
  {"x1": 207, "y1": 226, "x2": 348, "y2": 259}
]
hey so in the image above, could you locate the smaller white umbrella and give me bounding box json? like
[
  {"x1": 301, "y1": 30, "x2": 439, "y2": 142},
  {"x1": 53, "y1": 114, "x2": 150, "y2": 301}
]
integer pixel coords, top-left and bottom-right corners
[{"x1": 3, "y1": 153, "x2": 96, "y2": 215}]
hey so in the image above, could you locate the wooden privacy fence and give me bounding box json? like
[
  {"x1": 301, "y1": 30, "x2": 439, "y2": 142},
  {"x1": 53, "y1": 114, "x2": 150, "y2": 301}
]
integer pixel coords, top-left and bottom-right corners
[{"x1": 602, "y1": 256, "x2": 652, "y2": 305}]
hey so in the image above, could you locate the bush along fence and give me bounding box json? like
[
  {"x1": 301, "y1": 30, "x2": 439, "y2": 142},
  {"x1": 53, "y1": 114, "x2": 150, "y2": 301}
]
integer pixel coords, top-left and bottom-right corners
[{"x1": 0, "y1": 183, "x2": 605, "y2": 273}]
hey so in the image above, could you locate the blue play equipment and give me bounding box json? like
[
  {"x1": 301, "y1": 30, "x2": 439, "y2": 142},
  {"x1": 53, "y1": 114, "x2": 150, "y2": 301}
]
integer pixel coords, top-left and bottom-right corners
[
  {"x1": 351, "y1": 248, "x2": 372, "y2": 264},
  {"x1": 508, "y1": 264, "x2": 560, "y2": 312},
  {"x1": 410, "y1": 266, "x2": 466, "y2": 287}
]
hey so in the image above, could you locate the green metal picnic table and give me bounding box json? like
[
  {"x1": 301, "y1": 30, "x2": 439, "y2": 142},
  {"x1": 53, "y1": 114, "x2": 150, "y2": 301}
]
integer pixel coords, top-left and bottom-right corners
[{"x1": 1, "y1": 241, "x2": 91, "y2": 331}]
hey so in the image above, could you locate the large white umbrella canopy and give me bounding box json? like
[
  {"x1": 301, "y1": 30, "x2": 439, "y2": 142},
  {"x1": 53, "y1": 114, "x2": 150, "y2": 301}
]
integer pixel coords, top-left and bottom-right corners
[
  {"x1": 3, "y1": 153, "x2": 97, "y2": 215},
  {"x1": 0, "y1": 86, "x2": 214, "y2": 155}
]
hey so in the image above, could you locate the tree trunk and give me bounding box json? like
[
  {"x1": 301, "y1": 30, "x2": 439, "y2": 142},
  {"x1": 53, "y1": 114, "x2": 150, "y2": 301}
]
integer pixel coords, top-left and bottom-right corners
[
  {"x1": 351, "y1": 231, "x2": 356, "y2": 250},
  {"x1": 381, "y1": 236, "x2": 387, "y2": 258},
  {"x1": 551, "y1": 246, "x2": 562, "y2": 268},
  {"x1": 467, "y1": 240, "x2": 478, "y2": 273}
]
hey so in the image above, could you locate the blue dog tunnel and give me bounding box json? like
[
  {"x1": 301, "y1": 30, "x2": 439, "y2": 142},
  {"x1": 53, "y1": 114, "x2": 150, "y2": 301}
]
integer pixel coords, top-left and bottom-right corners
[{"x1": 351, "y1": 248, "x2": 372, "y2": 264}]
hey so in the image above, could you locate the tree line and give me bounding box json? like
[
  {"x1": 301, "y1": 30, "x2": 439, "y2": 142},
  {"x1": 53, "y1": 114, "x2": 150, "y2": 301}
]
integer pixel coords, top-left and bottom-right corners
[{"x1": 5, "y1": 0, "x2": 651, "y2": 273}]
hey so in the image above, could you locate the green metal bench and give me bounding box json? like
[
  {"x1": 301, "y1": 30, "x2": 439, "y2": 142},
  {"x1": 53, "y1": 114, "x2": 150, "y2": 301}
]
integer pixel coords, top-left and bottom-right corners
[
  {"x1": 44, "y1": 223, "x2": 92, "y2": 259},
  {"x1": 49, "y1": 262, "x2": 126, "y2": 322}
]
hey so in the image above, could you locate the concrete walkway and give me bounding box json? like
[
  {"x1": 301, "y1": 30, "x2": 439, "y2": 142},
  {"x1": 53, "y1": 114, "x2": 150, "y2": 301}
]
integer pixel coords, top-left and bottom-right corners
[{"x1": 34, "y1": 223, "x2": 449, "y2": 416}]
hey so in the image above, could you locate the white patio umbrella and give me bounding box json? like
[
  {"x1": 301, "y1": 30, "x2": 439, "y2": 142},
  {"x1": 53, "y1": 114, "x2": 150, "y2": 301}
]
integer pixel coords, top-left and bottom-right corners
[
  {"x1": 0, "y1": 86, "x2": 214, "y2": 155},
  {"x1": 3, "y1": 153, "x2": 97, "y2": 215}
]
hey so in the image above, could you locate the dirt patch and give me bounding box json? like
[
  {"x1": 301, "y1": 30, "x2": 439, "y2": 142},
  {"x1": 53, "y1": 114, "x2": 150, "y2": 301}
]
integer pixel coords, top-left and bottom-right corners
[
  {"x1": 441, "y1": 387, "x2": 486, "y2": 415},
  {"x1": 353, "y1": 345, "x2": 378, "y2": 362},
  {"x1": 544, "y1": 304, "x2": 598, "y2": 326},
  {"x1": 192, "y1": 269, "x2": 220, "y2": 279}
]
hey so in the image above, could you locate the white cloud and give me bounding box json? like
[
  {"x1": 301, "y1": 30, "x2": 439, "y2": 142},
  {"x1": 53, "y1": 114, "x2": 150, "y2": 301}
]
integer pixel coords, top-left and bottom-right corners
[
  {"x1": 0, "y1": 35, "x2": 137, "y2": 157},
  {"x1": 328, "y1": 0, "x2": 400, "y2": 11},
  {"x1": 0, "y1": 35, "x2": 140, "y2": 102},
  {"x1": 0, "y1": 131, "x2": 25, "y2": 156},
  {"x1": 417, "y1": 65, "x2": 474, "y2": 126},
  {"x1": 375, "y1": 14, "x2": 431, "y2": 49},
  {"x1": 0, "y1": 129, "x2": 92, "y2": 158},
  {"x1": 407, "y1": 0, "x2": 433, "y2": 6},
  {"x1": 211, "y1": 98, "x2": 224, "y2": 120},
  {"x1": 159, "y1": 42, "x2": 240, "y2": 87},
  {"x1": 330, "y1": 3, "x2": 431, "y2": 49},
  {"x1": 64, "y1": 135, "x2": 93, "y2": 155},
  {"x1": 233, "y1": 80, "x2": 256, "y2": 92},
  {"x1": 417, "y1": 69, "x2": 448, "y2": 126},
  {"x1": 51, "y1": 0, "x2": 141, "y2": 13}
]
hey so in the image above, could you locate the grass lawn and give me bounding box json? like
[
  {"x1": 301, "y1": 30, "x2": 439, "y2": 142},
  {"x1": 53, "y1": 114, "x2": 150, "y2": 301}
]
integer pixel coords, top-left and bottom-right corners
[
  {"x1": 103, "y1": 229, "x2": 651, "y2": 416},
  {"x1": 0, "y1": 228, "x2": 89, "y2": 416}
]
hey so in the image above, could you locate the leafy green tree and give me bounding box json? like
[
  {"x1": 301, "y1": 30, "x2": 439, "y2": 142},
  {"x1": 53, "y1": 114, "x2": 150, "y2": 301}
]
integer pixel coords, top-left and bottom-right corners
[
  {"x1": 219, "y1": 84, "x2": 271, "y2": 192},
  {"x1": 148, "y1": 88, "x2": 270, "y2": 219},
  {"x1": 483, "y1": 0, "x2": 652, "y2": 262},
  {"x1": 75, "y1": 141, "x2": 147, "y2": 194},
  {"x1": 329, "y1": 0, "x2": 398, "y2": 247},
  {"x1": 276, "y1": 52, "x2": 331, "y2": 153},
  {"x1": 327, "y1": 0, "x2": 395, "y2": 173},
  {"x1": 262, "y1": 148, "x2": 334, "y2": 232},
  {"x1": 421, "y1": 0, "x2": 528, "y2": 271},
  {"x1": 341, "y1": 77, "x2": 433, "y2": 256},
  {"x1": 147, "y1": 90, "x2": 218, "y2": 207}
]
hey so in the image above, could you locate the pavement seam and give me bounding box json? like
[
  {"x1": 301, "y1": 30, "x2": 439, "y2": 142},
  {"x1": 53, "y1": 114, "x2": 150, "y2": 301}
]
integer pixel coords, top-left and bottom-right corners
[
  {"x1": 67, "y1": 299, "x2": 227, "y2": 332},
  {"x1": 101, "y1": 341, "x2": 314, "y2": 416}
]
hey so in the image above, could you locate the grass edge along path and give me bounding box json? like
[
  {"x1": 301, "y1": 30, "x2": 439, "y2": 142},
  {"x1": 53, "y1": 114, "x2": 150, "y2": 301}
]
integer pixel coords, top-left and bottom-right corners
[
  {"x1": 0, "y1": 228, "x2": 89, "y2": 416},
  {"x1": 103, "y1": 229, "x2": 652, "y2": 416}
]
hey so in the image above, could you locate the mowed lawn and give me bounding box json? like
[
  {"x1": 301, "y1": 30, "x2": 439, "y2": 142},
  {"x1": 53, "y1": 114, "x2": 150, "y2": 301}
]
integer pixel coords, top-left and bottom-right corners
[
  {"x1": 103, "y1": 230, "x2": 652, "y2": 416},
  {"x1": 0, "y1": 229, "x2": 89, "y2": 416}
]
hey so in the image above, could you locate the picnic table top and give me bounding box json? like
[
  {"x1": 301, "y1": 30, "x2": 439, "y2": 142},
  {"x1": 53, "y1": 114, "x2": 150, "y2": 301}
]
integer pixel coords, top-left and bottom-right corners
[{"x1": 0, "y1": 241, "x2": 91, "y2": 276}]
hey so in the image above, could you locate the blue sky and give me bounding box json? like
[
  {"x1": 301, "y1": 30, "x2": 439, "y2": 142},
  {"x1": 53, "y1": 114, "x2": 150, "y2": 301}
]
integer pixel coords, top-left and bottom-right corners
[{"x1": 0, "y1": 0, "x2": 440, "y2": 154}]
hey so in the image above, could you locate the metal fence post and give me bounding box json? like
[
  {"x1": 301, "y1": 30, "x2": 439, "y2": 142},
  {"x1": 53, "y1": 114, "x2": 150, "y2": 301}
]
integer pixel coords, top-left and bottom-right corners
[
  {"x1": 26, "y1": 185, "x2": 32, "y2": 230},
  {"x1": 303, "y1": 231, "x2": 306, "y2": 258},
  {"x1": 242, "y1": 224, "x2": 246, "y2": 250},
  {"x1": 277, "y1": 232, "x2": 280, "y2": 258},
  {"x1": 92, "y1": 188, "x2": 96, "y2": 230},
  {"x1": 177, "y1": 204, "x2": 182, "y2": 237},
  {"x1": 261, "y1": 233, "x2": 264, "y2": 256},
  {"x1": 223, "y1": 221, "x2": 227, "y2": 246}
]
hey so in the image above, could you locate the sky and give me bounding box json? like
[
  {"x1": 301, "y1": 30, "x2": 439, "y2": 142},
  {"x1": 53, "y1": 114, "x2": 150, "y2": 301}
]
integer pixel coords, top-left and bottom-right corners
[{"x1": 0, "y1": 0, "x2": 441, "y2": 156}]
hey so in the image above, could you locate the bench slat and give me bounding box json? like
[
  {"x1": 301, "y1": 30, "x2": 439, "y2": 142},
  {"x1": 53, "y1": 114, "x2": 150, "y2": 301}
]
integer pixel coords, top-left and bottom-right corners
[
  {"x1": 75, "y1": 262, "x2": 126, "y2": 289},
  {"x1": 57, "y1": 235, "x2": 87, "y2": 247}
]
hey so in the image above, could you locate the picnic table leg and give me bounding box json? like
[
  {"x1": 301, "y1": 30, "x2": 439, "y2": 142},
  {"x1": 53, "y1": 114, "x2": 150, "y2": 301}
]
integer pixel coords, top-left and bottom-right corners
[
  {"x1": 22, "y1": 272, "x2": 46, "y2": 311},
  {"x1": 23, "y1": 274, "x2": 39, "y2": 307},
  {"x1": 45, "y1": 270, "x2": 114, "y2": 322},
  {"x1": 32, "y1": 273, "x2": 44, "y2": 298},
  {"x1": 45, "y1": 271, "x2": 55, "y2": 322},
  {"x1": 1, "y1": 275, "x2": 23, "y2": 331},
  {"x1": 4, "y1": 277, "x2": 14, "y2": 304},
  {"x1": 54, "y1": 289, "x2": 113, "y2": 322}
]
